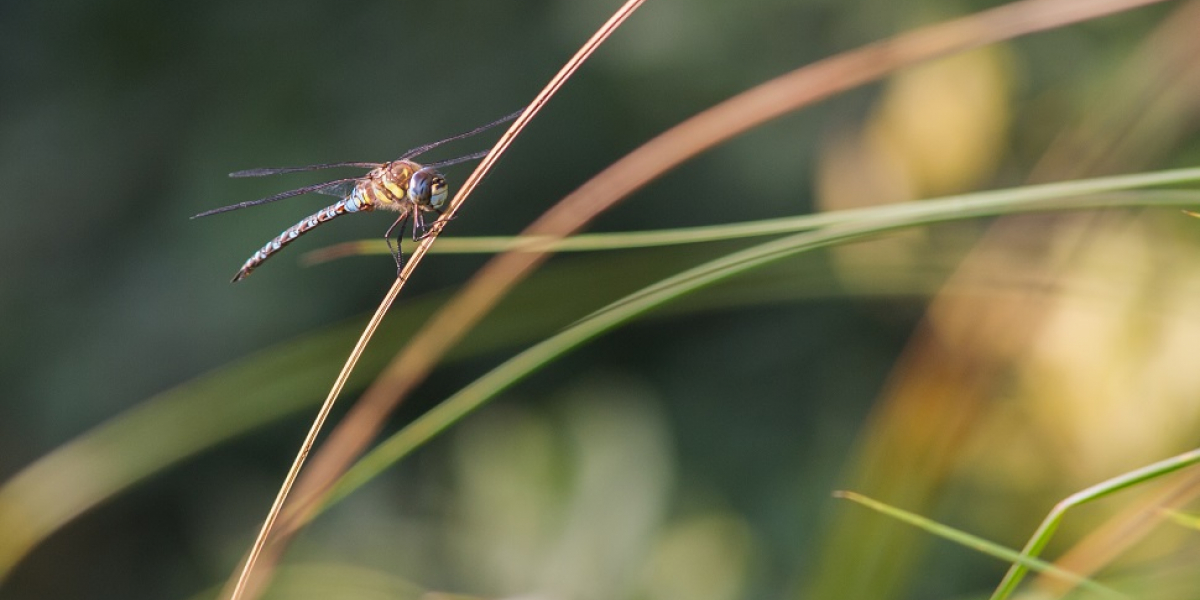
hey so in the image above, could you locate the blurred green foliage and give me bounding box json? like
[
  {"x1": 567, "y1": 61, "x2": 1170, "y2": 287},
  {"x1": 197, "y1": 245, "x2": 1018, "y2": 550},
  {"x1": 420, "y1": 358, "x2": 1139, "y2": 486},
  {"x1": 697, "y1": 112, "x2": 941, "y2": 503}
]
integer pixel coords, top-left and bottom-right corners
[{"x1": 2, "y1": 1, "x2": 1200, "y2": 600}]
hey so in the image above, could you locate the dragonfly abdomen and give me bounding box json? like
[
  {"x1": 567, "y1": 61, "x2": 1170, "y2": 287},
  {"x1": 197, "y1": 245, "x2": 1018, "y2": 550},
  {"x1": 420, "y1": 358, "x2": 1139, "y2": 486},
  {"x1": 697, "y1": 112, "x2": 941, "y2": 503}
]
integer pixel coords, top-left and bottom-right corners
[{"x1": 231, "y1": 196, "x2": 374, "y2": 282}]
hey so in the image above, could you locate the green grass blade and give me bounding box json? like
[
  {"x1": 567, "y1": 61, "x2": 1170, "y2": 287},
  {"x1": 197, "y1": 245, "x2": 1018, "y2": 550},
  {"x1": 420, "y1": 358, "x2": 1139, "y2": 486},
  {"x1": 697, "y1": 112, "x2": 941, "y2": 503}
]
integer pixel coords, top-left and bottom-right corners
[
  {"x1": 577, "y1": 190, "x2": 1200, "y2": 327},
  {"x1": 321, "y1": 185, "x2": 1200, "y2": 513},
  {"x1": 990, "y1": 448, "x2": 1200, "y2": 600},
  {"x1": 313, "y1": 166, "x2": 1200, "y2": 259},
  {"x1": 832, "y1": 491, "x2": 1124, "y2": 599},
  {"x1": 1160, "y1": 509, "x2": 1200, "y2": 531}
]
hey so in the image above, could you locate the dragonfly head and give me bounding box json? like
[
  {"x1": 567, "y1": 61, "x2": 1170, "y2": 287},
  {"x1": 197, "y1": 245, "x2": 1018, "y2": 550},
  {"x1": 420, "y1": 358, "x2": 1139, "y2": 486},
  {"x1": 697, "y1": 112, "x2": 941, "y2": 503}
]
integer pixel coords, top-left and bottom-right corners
[{"x1": 409, "y1": 167, "x2": 449, "y2": 211}]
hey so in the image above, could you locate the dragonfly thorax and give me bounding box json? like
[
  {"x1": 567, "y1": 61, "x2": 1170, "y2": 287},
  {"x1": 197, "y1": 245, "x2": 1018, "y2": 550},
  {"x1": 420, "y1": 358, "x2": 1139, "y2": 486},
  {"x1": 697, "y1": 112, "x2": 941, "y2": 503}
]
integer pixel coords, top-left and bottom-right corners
[
  {"x1": 410, "y1": 168, "x2": 449, "y2": 211},
  {"x1": 359, "y1": 159, "x2": 448, "y2": 213}
]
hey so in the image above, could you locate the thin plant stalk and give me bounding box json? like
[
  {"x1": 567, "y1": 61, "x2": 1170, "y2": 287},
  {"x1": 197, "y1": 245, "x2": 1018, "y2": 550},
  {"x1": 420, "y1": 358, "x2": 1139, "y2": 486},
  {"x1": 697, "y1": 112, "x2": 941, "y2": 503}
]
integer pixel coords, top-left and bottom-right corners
[{"x1": 220, "y1": 2, "x2": 648, "y2": 599}]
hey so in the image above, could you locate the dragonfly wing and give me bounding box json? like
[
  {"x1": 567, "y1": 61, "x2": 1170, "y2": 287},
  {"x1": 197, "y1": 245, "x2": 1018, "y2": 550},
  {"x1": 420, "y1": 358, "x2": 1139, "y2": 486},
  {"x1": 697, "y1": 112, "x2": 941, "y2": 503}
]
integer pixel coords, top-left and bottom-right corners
[
  {"x1": 193, "y1": 178, "x2": 360, "y2": 218},
  {"x1": 230, "y1": 162, "x2": 381, "y2": 178},
  {"x1": 426, "y1": 150, "x2": 490, "y2": 169},
  {"x1": 315, "y1": 181, "x2": 356, "y2": 198},
  {"x1": 398, "y1": 108, "x2": 523, "y2": 160}
]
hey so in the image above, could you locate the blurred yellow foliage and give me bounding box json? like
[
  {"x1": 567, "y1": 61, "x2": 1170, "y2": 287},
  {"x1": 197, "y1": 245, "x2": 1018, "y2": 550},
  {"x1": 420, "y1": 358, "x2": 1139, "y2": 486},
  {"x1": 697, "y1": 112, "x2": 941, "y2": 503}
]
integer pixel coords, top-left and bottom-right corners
[
  {"x1": 818, "y1": 44, "x2": 1015, "y2": 212},
  {"x1": 979, "y1": 216, "x2": 1200, "y2": 482},
  {"x1": 872, "y1": 46, "x2": 1014, "y2": 198},
  {"x1": 817, "y1": 46, "x2": 1015, "y2": 291}
]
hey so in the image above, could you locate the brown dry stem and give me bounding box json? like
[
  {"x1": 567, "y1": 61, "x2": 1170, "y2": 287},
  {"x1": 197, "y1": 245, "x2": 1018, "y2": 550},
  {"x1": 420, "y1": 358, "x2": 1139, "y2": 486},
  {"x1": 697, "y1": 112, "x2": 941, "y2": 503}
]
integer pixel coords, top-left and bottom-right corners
[{"x1": 220, "y1": 2, "x2": 648, "y2": 599}]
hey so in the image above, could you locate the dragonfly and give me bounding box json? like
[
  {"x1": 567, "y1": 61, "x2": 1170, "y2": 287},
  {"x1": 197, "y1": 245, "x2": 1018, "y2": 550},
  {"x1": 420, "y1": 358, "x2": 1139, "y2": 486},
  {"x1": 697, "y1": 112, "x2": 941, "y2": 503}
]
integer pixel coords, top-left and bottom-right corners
[{"x1": 195, "y1": 109, "x2": 522, "y2": 282}]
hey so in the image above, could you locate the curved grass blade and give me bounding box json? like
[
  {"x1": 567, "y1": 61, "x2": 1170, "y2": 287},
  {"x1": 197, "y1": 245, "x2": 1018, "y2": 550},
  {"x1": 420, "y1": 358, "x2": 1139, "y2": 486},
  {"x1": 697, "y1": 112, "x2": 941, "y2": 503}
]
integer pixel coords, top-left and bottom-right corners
[
  {"x1": 989, "y1": 448, "x2": 1200, "y2": 600},
  {"x1": 832, "y1": 491, "x2": 1123, "y2": 599},
  {"x1": 0, "y1": 324, "x2": 369, "y2": 583},
  {"x1": 314, "y1": 186, "x2": 1200, "y2": 515},
  {"x1": 300, "y1": 166, "x2": 1200, "y2": 264}
]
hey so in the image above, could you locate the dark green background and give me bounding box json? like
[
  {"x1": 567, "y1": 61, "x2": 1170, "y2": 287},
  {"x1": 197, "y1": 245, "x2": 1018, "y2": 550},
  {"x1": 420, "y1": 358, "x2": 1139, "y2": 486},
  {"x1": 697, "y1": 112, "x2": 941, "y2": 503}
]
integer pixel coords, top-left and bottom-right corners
[{"x1": 1, "y1": 1, "x2": 1190, "y2": 600}]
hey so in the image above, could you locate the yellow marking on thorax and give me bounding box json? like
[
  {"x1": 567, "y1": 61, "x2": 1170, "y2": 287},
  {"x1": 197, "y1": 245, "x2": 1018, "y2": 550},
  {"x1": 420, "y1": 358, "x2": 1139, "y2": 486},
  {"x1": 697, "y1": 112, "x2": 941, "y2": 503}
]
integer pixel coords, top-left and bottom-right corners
[{"x1": 381, "y1": 163, "x2": 414, "y2": 203}]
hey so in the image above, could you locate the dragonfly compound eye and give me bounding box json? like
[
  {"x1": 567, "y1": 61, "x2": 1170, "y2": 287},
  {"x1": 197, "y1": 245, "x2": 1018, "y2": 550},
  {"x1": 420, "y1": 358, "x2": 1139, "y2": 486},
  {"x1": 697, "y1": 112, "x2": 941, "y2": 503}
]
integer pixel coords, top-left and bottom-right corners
[
  {"x1": 410, "y1": 169, "x2": 449, "y2": 211},
  {"x1": 429, "y1": 176, "x2": 448, "y2": 210}
]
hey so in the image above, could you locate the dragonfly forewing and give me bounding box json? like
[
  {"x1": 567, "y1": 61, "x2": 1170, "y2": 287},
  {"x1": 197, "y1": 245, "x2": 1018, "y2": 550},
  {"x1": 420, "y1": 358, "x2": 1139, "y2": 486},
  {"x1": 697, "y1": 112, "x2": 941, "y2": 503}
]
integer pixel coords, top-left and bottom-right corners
[{"x1": 193, "y1": 178, "x2": 361, "y2": 219}]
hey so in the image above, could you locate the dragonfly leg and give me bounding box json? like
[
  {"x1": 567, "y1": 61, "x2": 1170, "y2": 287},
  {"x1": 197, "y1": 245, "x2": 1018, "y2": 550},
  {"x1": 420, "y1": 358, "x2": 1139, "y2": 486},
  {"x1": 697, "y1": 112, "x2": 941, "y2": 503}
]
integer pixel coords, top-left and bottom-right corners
[
  {"x1": 414, "y1": 209, "x2": 453, "y2": 241},
  {"x1": 384, "y1": 212, "x2": 410, "y2": 275},
  {"x1": 411, "y1": 209, "x2": 428, "y2": 241}
]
